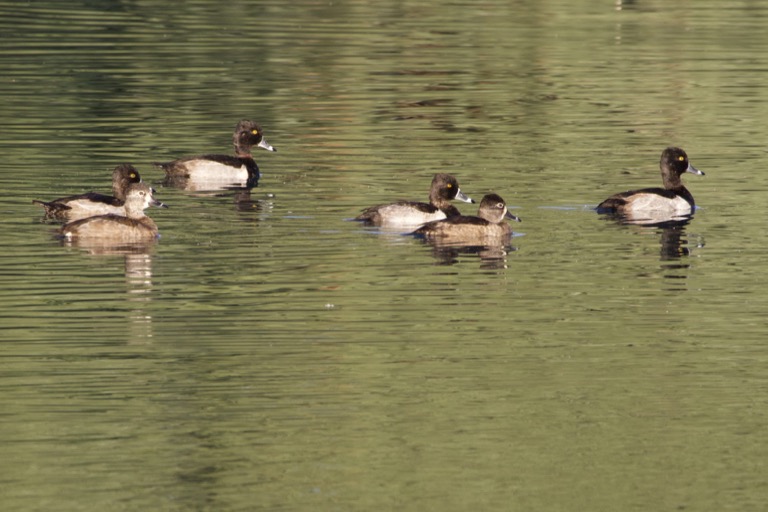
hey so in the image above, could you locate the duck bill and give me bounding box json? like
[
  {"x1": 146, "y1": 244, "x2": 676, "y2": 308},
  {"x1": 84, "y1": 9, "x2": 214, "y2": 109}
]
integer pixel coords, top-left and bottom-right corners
[
  {"x1": 151, "y1": 199, "x2": 169, "y2": 209},
  {"x1": 257, "y1": 137, "x2": 276, "y2": 152},
  {"x1": 456, "y1": 188, "x2": 475, "y2": 204},
  {"x1": 687, "y1": 163, "x2": 704, "y2": 176},
  {"x1": 505, "y1": 210, "x2": 522, "y2": 222}
]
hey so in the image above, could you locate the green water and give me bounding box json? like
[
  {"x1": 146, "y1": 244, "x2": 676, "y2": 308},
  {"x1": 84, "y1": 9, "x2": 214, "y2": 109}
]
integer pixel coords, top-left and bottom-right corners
[{"x1": 2, "y1": 0, "x2": 768, "y2": 510}]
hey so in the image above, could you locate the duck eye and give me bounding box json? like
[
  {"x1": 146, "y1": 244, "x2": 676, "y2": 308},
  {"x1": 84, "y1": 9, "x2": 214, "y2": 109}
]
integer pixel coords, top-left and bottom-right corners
[
  {"x1": 251, "y1": 129, "x2": 259, "y2": 135},
  {"x1": 446, "y1": 183, "x2": 453, "y2": 189},
  {"x1": 678, "y1": 155, "x2": 685, "y2": 161},
  {"x1": 130, "y1": 173, "x2": 137, "y2": 178}
]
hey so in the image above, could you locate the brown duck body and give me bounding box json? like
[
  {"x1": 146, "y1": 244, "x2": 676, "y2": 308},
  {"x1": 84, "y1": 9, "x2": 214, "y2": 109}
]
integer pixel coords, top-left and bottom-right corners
[
  {"x1": 62, "y1": 214, "x2": 159, "y2": 241},
  {"x1": 61, "y1": 183, "x2": 166, "y2": 242},
  {"x1": 413, "y1": 193, "x2": 521, "y2": 244}
]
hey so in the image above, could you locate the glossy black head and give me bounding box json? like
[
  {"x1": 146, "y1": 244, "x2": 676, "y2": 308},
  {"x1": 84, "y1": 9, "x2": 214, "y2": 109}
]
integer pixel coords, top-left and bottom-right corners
[
  {"x1": 661, "y1": 147, "x2": 704, "y2": 178},
  {"x1": 233, "y1": 119, "x2": 276, "y2": 156},
  {"x1": 430, "y1": 173, "x2": 474, "y2": 204},
  {"x1": 111, "y1": 164, "x2": 142, "y2": 199}
]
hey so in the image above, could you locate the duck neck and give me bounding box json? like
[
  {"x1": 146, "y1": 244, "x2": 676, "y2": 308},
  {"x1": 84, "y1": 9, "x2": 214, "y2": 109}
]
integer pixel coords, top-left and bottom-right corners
[
  {"x1": 440, "y1": 204, "x2": 462, "y2": 218},
  {"x1": 234, "y1": 143, "x2": 252, "y2": 158},
  {"x1": 677, "y1": 186, "x2": 695, "y2": 207},
  {"x1": 113, "y1": 178, "x2": 132, "y2": 200},
  {"x1": 124, "y1": 204, "x2": 148, "y2": 219},
  {"x1": 661, "y1": 162, "x2": 688, "y2": 190}
]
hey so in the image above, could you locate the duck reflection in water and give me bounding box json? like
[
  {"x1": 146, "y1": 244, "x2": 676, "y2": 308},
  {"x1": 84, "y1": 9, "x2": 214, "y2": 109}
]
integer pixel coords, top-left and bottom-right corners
[
  {"x1": 654, "y1": 221, "x2": 703, "y2": 287},
  {"x1": 61, "y1": 242, "x2": 156, "y2": 341},
  {"x1": 232, "y1": 188, "x2": 275, "y2": 216},
  {"x1": 424, "y1": 242, "x2": 519, "y2": 269},
  {"x1": 599, "y1": 215, "x2": 704, "y2": 276},
  {"x1": 411, "y1": 193, "x2": 521, "y2": 267},
  {"x1": 657, "y1": 222, "x2": 697, "y2": 263},
  {"x1": 124, "y1": 252, "x2": 155, "y2": 340}
]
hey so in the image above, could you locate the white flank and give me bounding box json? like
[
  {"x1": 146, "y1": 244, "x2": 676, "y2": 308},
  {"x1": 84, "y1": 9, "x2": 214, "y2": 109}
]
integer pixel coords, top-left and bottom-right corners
[
  {"x1": 625, "y1": 194, "x2": 692, "y2": 216},
  {"x1": 184, "y1": 161, "x2": 250, "y2": 190}
]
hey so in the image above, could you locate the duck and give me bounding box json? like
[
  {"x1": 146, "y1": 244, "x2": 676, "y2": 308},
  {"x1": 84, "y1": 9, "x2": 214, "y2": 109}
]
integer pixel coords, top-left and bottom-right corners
[
  {"x1": 412, "y1": 193, "x2": 520, "y2": 243},
  {"x1": 60, "y1": 182, "x2": 168, "y2": 242},
  {"x1": 33, "y1": 164, "x2": 142, "y2": 222},
  {"x1": 596, "y1": 147, "x2": 705, "y2": 219},
  {"x1": 155, "y1": 119, "x2": 276, "y2": 190},
  {"x1": 355, "y1": 173, "x2": 475, "y2": 227}
]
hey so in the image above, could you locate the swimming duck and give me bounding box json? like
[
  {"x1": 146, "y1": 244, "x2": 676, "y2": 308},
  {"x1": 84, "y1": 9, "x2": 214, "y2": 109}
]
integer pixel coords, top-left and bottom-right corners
[
  {"x1": 33, "y1": 164, "x2": 142, "y2": 222},
  {"x1": 355, "y1": 173, "x2": 474, "y2": 227},
  {"x1": 60, "y1": 182, "x2": 167, "y2": 242},
  {"x1": 412, "y1": 193, "x2": 521, "y2": 243},
  {"x1": 156, "y1": 119, "x2": 275, "y2": 190},
  {"x1": 596, "y1": 147, "x2": 704, "y2": 219}
]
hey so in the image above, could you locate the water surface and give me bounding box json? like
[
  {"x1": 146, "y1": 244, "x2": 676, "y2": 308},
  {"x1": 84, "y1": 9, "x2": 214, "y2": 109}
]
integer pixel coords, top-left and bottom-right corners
[{"x1": 2, "y1": 0, "x2": 768, "y2": 510}]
